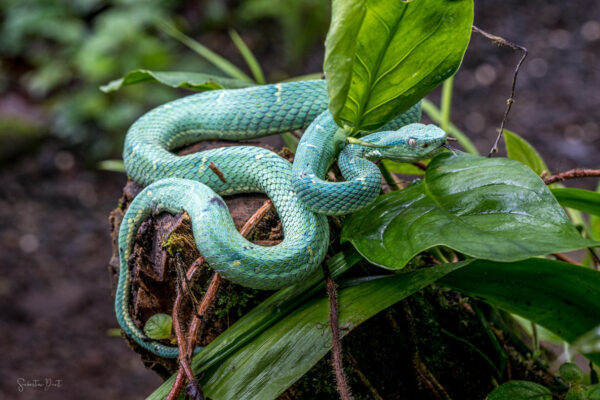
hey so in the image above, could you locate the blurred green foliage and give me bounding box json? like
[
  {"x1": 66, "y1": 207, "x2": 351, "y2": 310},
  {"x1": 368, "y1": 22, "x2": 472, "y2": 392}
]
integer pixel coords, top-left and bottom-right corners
[{"x1": 0, "y1": 0, "x2": 330, "y2": 161}]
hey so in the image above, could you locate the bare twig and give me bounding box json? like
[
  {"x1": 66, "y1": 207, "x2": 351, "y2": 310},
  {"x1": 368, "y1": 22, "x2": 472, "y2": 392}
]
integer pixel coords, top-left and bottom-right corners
[
  {"x1": 323, "y1": 263, "x2": 354, "y2": 400},
  {"x1": 167, "y1": 255, "x2": 203, "y2": 400},
  {"x1": 542, "y1": 168, "x2": 600, "y2": 185},
  {"x1": 346, "y1": 352, "x2": 384, "y2": 400},
  {"x1": 413, "y1": 161, "x2": 428, "y2": 171},
  {"x1": 209, "y1": 161, "x2": 227, "y2": 182},
  {"x1": 553, "y1": 253, "x2": 581, "y2": 266},
  {"x1": 166, "y1": 199, "x2": 274, "y2": 400},
  {"x1": 472, "y1": 26, "x2": 528, "y2": 157},
  {"x1": 402, "y1": 302, "x2": 453, "y2": 400}
]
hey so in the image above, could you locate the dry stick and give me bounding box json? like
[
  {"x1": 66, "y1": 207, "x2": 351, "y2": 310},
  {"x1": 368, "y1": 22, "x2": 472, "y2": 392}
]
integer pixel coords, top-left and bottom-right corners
[
  {"x1": 209, "y1": 161, "x2": 227, "y2": 182},
  {"x1": 553, "y1": 253, "x2": 581, "y2": 265},
  {"x1": 412, "y1": 161, "x2": 428, "y2": 171},
  {"x1": 322, "y1": 263, "x2": 354, "y2": 400},
  {"x1": 542, "y1": 168, "x2": 600, "y2": 185},
  {"x1": 471, "y1": 26, "x2": 528, "y2": 157},
  {"x1": 402, "y1": 302, "x2": 453, "y2": 400},
  {"x1": 167, "y1": 255, "x2": 204, "y2": 400},
  {"x1": 166, "y1": 200, "x2": 274, "y2": 400},
  {"x1": 345, "y1": 352, "x2": 384, "y2": 400}
]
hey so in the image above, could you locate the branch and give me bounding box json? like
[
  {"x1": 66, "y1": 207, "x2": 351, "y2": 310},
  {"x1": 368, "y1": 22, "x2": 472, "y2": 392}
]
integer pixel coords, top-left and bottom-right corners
[
  {"x1": 323, "y1": 263, "x2": 354, "y2": 400},
  {"x1": 542, "y1": 168, "x2": 600, "y2": 185},
  {"x1": 166, "y1": 199, "x2": 274, "y2": 400},
  {"x1": 471, "y1": 26, "x2": 528, "y2": 157}
]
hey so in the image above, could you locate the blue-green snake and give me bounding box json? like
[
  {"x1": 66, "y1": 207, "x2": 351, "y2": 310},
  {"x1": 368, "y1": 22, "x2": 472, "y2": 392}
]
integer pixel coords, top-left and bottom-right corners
[{"x1": 115, "y1": 79, "x2": 447, "y2": 357}]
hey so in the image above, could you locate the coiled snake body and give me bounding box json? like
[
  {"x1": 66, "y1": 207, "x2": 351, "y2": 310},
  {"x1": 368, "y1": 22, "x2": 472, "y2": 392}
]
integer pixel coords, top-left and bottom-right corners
[{"x1": 116, "y1": 80, "x2": 446, "y2": 357}]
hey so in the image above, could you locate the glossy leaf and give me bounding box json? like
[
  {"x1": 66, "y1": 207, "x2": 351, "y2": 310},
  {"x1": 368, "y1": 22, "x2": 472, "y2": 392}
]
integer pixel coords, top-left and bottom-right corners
[
  {"x1": 551, "y1": 187, "x2": 600, "y2": 217},
  {"x1": 100, "y1": 69, "x2": 251, "y2": 93},
  {"x1": 148, "y1": 261, "x2": 469, "y2": 400},
  {"x1": 504, "y1": 130, "x2": 548, "y2": 175},
  {"x1": 487, "y1": 381, "x2": 552, "y2": 400},
  {"x1": 342, "y1": 152, "x2": 599, "y2": 269},
  {"x1": 439, "y1": 258, "x2": 600, "y2": 365},
  {"x1": 324, "y1": 0, "x2": 473, "y2": 132}
]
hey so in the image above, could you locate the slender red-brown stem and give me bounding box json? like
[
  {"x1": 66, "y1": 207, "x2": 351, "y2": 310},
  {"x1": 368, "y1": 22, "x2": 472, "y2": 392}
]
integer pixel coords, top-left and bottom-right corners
[
  {"x1": 166, "y1": 200, "x2": 274, "y2": 400},
  {"x1": 471, "y1": 26, "x2": 528, "y2": 157},
  {"x1": 543, "y1": 168, "x2": 600, "y2": 185},
  {"x1": 323, "y1": 263, "x2": 354, "y2": 400}
]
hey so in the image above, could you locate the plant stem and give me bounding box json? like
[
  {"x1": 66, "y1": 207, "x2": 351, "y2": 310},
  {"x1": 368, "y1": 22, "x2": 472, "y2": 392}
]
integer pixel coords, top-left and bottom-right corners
[
  {"x1": 543, "y1": 169, "x2": 600, "y2": 185},
  {"x1": 379, "y1": 162, "x2": 401, "y2": 192},
  {"x1": 421, "y1": 99, "x2": 479, "y2": 155},
  {"x1": 440, "y1": 77, "x2": 454, "y2": 133}
]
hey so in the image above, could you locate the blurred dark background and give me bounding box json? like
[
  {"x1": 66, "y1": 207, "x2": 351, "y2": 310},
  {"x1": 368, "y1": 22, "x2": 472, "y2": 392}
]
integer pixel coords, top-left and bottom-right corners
[{"x1": 0, "y1": 0, "x2": 598, "y2": 398}]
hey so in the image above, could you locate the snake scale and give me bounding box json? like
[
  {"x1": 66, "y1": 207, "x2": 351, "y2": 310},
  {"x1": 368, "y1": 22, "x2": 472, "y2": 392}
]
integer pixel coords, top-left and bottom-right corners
[{"x1": 116, "y1": 79, "x2": 447, "y2": 357}]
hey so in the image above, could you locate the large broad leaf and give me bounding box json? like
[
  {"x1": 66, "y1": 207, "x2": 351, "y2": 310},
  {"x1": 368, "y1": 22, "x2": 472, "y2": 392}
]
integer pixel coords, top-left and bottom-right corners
[
  {"x1": 504, "y1": 130, "x2": 548, "y2": 175},
  {"x1": 148, "y1": 260, "x2": 470, "y2": 400},
  {"x1": 487, "y1": 381, "x2": 552, "y2": 400},
  {"x1": 551, "y1": 187, "x2": 600, "y2": 217},
  {"x1": 342, "y1": 152, "x2": 599, "y2": 269},
  {"x1": 324, "y1": 0, "x2": 473, "y2": 132},
  {"x1": 100, "y1": 69, "x2": 252, "y2": 93},
  {"x1": 439, "y1": 258, "x2": 600, "y2": 365}
]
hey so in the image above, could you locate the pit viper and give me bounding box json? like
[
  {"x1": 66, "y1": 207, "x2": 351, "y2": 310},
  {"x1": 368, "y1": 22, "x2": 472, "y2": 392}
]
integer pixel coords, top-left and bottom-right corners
[{"x1": 115, "y1": 79, "x2": 447, "y2": 357}]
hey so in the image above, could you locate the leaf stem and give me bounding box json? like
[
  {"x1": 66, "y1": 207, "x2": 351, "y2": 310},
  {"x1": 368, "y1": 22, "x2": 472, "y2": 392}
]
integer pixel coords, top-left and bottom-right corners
[
  {"x1": 421, "y1": 99, "x2": 479, "y2": 155},
  {"x1": 379, "y1": 162, "x2": 402, "y2": 192},
  {"x1": 440, "y1": 77, "x2": 454, "y2": 133}
]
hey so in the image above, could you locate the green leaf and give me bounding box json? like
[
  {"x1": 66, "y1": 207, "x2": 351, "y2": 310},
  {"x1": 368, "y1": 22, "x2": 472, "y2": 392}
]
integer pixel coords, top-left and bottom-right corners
[
  {"x1": 439, "y1": 258, "x2": 600, "y2": 365},
  {"x1": 551, "y1": 187, "x2": 600, "y2": 217},
  {"x1": 382, "y1": 160, "x2": 426, "y2": 175},
  {"x1": 143, "y1": 313, "x2": 173, "y2": 340},
  {"x1": 157, "y1": 20, "x2": 253, "y2": 82},
  {"x1": 148, "y1": 247, "x2": 363, "y2": 399},
  {"x1": 342, "y1": 152, "x2": 599, "y2": 269},
  {"x1": 504, "y1": 130, "x2": 548, "y2": 175},
  {"x1": 148, "y1": 261, "x2": 470, "y2": 400},
  {"x1": 324, "y1": 0, "x2": 473, "y2": 132},
  {"x1": 229, "y1": 29, "x2": 266, "y2": 84},
  {"x1": 587, "y1": 384, "x2": 600, "y2": 400},
  {"x1": 559, "y1": 363, "x2": 584, "y2": 383},
  {"x1": 97, "y1": 159, "x2": 125, "y2": 172},
  {"x1": 571, "y1": 324, "x2": 600, "y2": 355},
  {"x1": 487, "y1": 381, "x2": 552, "y2": 400},
  {"x1": 100, "y1": 69, "x2": 251, "y2": 93}
]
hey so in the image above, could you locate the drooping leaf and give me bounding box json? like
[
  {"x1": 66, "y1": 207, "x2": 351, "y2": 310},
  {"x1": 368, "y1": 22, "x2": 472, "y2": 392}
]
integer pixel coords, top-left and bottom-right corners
[
  {"x1": 504, "y1": 130, "x2": 548, "y2": 175},
  {"x1": 148, "y1": 261, "x2": 470, "y2": 400},
  {"x1": 342, "y1": 152, "x2": 599, "y2": 269},
  {"x1": 551, "y1": 187, "x2": 600, "y2": 217},
  {"x1": 100, "y1": 69, "x2": 252, "y2": 93},
  {"x1": 324, "y1": 0, "x2": 473, "y2": 133},
  {"x1": 487, "y1": 381, "x2": 552, "y2": 400},
  {"x1": 439, "y1": 258, "x2": 600, "y2": 365},
  {"x1": 143, "y1": 313, "x2": 173, "y2": 340}
]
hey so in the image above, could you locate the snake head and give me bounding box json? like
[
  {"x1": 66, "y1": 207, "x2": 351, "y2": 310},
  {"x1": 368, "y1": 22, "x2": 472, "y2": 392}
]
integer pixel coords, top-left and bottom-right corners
[{"x1": 357, "y1": 123, "x2": 447, "y2": 162}]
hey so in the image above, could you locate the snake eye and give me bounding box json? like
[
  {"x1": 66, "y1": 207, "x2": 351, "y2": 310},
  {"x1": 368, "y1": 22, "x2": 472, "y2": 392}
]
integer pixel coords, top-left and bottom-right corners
[{"x1": 408, "y1": 138, "x2": 417, "y2": 147}]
